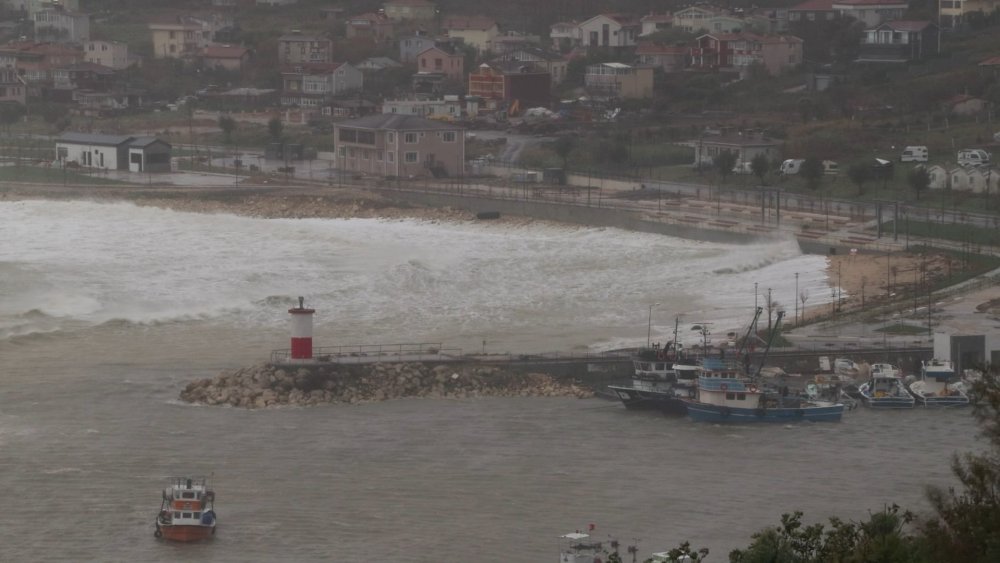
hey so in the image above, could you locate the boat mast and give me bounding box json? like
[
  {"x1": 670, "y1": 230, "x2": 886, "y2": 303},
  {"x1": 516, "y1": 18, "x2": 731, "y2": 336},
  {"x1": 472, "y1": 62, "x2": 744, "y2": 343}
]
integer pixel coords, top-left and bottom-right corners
[
  {"x1": 735, "y1": 306, "x2": 763, "y2": 359},
  {"x1": 753, "y1": 311, "x2": 784, "y2": 380},
  {"x1": 672, "y1": 316, "x2": 680, "y2": 359}
]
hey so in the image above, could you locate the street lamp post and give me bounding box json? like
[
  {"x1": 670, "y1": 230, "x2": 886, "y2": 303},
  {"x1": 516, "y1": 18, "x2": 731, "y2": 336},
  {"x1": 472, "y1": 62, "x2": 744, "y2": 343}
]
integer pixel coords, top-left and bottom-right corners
[
  {"x1": 647, "y1": 302, "x2": 660, "y2": 348},
  {"x1": 794, "y1": 272, "x2": 799, "y2": 325}
]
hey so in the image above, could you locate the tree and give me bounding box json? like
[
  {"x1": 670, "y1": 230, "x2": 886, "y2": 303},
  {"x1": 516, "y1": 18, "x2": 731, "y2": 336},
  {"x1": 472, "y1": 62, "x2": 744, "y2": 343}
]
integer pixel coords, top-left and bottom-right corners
[
  {"x1": 218, "y1": 115, "x2": 236, "y2": 144},
  {"x1": 848, "y1": 162, "x2": 872, "y2": 196},
  {"x1": 800, "y1": 157, "x2": 824, "y2": 189},
  {"x1": 267, "y1": 116, "x2": 283, "y2": 143},
  {"x1": 908, "y1": 167, "x2": 931, "y2": 200},
  {"x1": 0, "y1": 102, "x2": 25, "y2": 134},
  {"x1": 714, "y1": 150, "x2": 738, "y2": 184},
  {"x1": 917, "y1": 365, "x2": 1000, "y2": 563},
  {"x1": 552, "y1": 136, "x2": 576, "y2": 170},
  {"x1": 751, "y1": 153, "x2": 770, "y2": 186}
]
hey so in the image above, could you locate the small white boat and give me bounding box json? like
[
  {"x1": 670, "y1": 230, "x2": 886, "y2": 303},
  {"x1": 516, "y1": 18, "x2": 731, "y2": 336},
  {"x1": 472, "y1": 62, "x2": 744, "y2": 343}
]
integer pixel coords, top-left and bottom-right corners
[
  {"x1": 858, "y1": 364, "x2": 914, "y2": 408},
  {"x1": 908, "y1": 359, "x2": 969, "y2": 407}
]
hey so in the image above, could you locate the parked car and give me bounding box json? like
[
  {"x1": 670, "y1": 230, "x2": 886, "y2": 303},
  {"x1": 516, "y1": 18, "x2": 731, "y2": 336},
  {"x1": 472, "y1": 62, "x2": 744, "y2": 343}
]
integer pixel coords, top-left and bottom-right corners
[{"x1": 900, "y1": 146, "x2": 929, "y2": 162}]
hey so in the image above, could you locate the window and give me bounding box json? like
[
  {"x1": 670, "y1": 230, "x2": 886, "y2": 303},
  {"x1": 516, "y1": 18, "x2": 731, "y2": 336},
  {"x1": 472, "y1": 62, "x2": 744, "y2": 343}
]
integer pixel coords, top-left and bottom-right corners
[
  {"x1": 339, "y1": 146, "x2": 346, "y2": 157},
  {"x1": 362, "y1": 150, "x2": 369, "y2": 160},
  {"x1": 387, "y1": 151, "x2": 394, "y2": 162},
  {"x1": 193, "y1": 512, "x2": 201, "y2": 519},
  {"x1": 442, "y1": 131, "x2": 456, "y2": 142},
  {"x1": 183, "y1": 513, "x2": 192, "y2": 518},
  {"x1": 376, "y1": 151, "x2": 383, "y2": 161},
  {"x1": 174, "y1": 512, "x2": 181, "y2": 518},
  {"x1": 169, "y1": 31, "x2": 175, "y2": 39},
  {"x1": 404, "y1": 151, "x2": 418, "y2": 163},
  {"x1": 404, "y1": 132, "x2": 418, "y2": 143}
]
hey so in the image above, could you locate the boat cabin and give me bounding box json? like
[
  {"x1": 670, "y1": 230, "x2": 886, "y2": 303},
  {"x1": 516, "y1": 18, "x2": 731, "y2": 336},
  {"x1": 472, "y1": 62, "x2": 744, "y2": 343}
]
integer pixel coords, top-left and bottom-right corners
[
  {"x1": 921, "y1": 359, "x2": 955, "y2": 382},
  {"x1": 159, "y1": 477, "x2": 216, "y2": 527},
  {"x1": 696, "y1": 357, "x2": 763, "y2": 408},
  {"x1": 559, "y1": 532, "x2": 602, "y2": 563}
]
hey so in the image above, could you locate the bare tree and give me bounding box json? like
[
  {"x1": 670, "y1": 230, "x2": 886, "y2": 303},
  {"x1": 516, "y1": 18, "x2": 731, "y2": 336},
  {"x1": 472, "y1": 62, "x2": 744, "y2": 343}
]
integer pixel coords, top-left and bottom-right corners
[{"x1": 799, "y1": 289, "x2": 810, "y2": 320}]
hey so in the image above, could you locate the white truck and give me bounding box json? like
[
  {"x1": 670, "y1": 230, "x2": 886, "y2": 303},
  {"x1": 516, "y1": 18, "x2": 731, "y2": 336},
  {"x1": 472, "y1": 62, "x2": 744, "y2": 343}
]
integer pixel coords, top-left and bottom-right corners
[
  {"x1": 900, "y1": 146, "x2": 928, "y2": 162},
  {"x1": 957, "y1": 149, "x2": 991, "y2": 167}
]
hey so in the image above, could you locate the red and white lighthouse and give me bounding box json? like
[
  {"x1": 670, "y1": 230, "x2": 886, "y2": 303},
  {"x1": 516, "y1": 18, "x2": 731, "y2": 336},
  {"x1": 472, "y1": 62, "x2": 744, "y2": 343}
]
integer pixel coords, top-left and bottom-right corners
[{"x1": 288, "y1": 296, "x2": 315, "y2": 361}]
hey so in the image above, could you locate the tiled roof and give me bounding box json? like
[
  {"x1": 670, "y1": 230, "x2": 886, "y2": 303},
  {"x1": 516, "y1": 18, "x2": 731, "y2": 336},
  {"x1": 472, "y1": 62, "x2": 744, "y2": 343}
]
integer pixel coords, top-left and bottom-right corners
[
  {"x1": 979, "y1": 55, "x2": 1000, "y2": 66},
  {"x1": 882, "y1": 20, "x2": 932, "y2": 32},
  {"x1": 58, "y1": 132, "x2": 133, "y2": 146}
]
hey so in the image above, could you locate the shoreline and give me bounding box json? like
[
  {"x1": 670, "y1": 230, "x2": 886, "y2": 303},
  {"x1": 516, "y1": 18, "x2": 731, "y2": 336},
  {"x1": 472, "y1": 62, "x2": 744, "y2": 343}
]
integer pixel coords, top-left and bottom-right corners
[{"x1": 1, "y1": 183, "x2": 960, "y2": 316}]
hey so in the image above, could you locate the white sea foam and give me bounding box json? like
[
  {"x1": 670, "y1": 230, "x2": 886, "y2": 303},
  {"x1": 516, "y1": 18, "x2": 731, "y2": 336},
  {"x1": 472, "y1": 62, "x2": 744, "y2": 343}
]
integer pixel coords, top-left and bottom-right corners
[{"x1": 0, "y1": 200, "x2": 832, "y2": 350}]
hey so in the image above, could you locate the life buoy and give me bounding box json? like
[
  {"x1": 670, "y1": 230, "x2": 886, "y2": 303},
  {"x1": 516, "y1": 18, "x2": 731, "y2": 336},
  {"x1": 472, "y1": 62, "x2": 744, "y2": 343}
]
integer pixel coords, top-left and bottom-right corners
[
  {"x1": 749, "y1": 384, "x2": 758, "y2": 393},
  {"x1": 720, "y1": 383, "x2": 729, "y2": 391}
]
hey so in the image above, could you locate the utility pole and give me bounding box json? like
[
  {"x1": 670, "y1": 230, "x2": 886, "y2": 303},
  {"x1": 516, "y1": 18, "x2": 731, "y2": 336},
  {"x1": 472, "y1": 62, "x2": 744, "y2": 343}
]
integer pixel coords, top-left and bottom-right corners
[{"x1": 794, "y1": 273, "x2": 799, "y2": 325}]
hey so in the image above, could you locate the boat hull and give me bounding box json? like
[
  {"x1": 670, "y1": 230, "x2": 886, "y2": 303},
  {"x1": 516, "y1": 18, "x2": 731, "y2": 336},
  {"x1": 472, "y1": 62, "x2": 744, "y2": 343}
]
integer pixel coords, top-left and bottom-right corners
[
  {"x1": 607, "y1": 386, "x2": 688, "y2": 415},
  {"x1": 685, "y1": 402, "x2": 844, "y2": 423},
  {"x1": 913, "y1": 395, "x2": 970, "y2": 407},
  {"x1": 157, "y1": 523, "x2": 215, "y2": 542}
]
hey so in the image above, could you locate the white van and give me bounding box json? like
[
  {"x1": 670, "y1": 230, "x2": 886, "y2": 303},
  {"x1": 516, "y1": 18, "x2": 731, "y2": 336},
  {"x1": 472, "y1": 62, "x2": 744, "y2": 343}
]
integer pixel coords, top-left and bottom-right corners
[
  {"x1": 900, "y1": 146, "x2": 928, "y2": 162},
  {"x1": 779, "y1": 159, "x2": 804, "y2": 175},
  {"x1": 957, "y1": 149, "x2": 991, "y2": 167}
]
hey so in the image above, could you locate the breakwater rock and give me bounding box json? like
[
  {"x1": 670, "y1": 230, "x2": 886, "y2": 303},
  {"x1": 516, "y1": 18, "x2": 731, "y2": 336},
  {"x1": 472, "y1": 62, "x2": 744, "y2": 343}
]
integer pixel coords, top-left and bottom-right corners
[{"x1": 180, "y1": 362, "x2": 593, "y2": 408}]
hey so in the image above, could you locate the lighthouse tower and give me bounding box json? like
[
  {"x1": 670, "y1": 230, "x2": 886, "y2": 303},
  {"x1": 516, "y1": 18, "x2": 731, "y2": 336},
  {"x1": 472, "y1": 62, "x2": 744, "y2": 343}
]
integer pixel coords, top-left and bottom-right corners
[{"x1": 288, "y1": 296, "x2": 315, "y2": 361}]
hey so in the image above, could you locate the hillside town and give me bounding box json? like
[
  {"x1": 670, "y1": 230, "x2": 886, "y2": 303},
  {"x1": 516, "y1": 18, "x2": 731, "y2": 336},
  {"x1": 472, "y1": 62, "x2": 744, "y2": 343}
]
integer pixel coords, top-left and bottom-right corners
[{"x1": 0, "y1": 0, "x2": 997, "y2": 203}]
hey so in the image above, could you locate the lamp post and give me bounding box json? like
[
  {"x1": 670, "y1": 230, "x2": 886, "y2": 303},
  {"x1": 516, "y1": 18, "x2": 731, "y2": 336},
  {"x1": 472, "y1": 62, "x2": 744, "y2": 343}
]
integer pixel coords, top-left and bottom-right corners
[
  {"x1": 794, "y1": 272, "x2": 799, "y2": 325},
  {"x1": 647, "y1": 302, "x2": 660, "y2": 348}
]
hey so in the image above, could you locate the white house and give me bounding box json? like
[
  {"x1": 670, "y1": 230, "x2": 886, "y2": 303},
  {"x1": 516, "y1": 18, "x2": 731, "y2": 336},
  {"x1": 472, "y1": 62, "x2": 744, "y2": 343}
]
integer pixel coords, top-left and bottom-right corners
[
  {"x1": 83, "y1": 40, "x2": 129, "y2": 70},
  {"x1": 33, "y1": 8, "x2": 89, "y2": 42},
  {"x1": 578, "y1": 14, "x2": 641, "y2": 48},
  {"x1": 281, "y1": 62, "x2": 363, "y2": 107},
  {"x1": 56, "y1": 132, "x2": 171, "y2": 172},
  {"x1": 925, "y1": 164, "x2": 948, "y2": 189}
]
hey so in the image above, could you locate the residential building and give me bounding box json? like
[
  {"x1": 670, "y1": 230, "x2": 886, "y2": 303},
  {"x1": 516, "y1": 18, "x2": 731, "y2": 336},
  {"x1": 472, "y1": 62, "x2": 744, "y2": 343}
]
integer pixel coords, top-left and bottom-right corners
[
  {"x1": 0, "y1": 68, "x2": 26, "y2": 104},
  {"x1": 399, "y1": 34, "x2": 436, "y2": 63},
  {"x1": 202, "y1": 44, "x2": 250, "y2": 71},
  {"x1": 0, "y1": 41, "x2": 82, "y2": 86},
  {"x1": 857, "y1": 21, "x2": 938, "y2": 63},
  {"x1": 690, "y1": 33, "x2": 803, "y2": 76},
  {"x1": 346, "y1": 12, "x2": 394, "y2": 44},
  {"x1": 832, "y1": 0, "x2": 907, "y2": 27},
  {"x1": 584, "y1": 62, "x2": 653, "y2": 99},
  {"x1": 442, "y1": 15, "x2": 499, "y2": 52},
  {"x1": 636, "y1": 42, "x2": 687, "y2": 73},
  {"x1": 257, "y1": 0, "x2": 298, "y2": 5},
  {"x1": 468, "y1": 62, "x2": 551, "y2": 110},
  {"x1": 278, "y1": 33, "x2": 333, "y2": 65},
  {"x1": 943, "y1": 94, "x2": 987, "y2": 116},
  {"x1": 383, "y1": 0, "x2": 436, "y2": 22},
  {"x1": 334, "y1": 114, "x2": 465, "y2": 178},
  {"x1": 281, "y1": 62, "x2": 363, "y2": 107},
  {"x1": 687, "y1": 133, "x2": 781, "y2": 167},
  {"x1": 549, "y1": 21, "x2": 581, "y2": 51},
  {"x1": 940, "y1": 0, "x2": 1000, "y2": 28},
  {"x1": 415, "y1": 45, "x2": 463, "y2": 82},
  {"x1": 5, "y1": 0, "x2": 79, "y2": 15},
  {"x1": 578, "y1": 14, "x2": 640, "y2": 48},
  {"x1": 788, "y1": 0, "x2": 837, "y2": 23},
  {"x1": 704, "y1": 15, "x2": 751, "y2": 34},
  {"x1": 56, "y1": 132, "x2": 172, "y2": 172},
  {"x1": 33, "y1": 8, "x2": 89, "y2": 43},
  {"x1": 149, "y1": 16, "x2": 217, "y2": 59},
  {"x1": 673, "y1": 6, "x2": 723, "y2": 33},
  {"x1": 640, "y1": 13, "x2": 673, "y2": 36},
  {"x1": 492, "y1": 46, "x2": 568, "y2": 85},
  {"x1": 382, "y1": 96, "x2": 471, "y2": 119},
  {"x1": 490, "y1": 31, "x2": 542, "y2": 53},
  {"x1": 51, "y1": 61, "x2": 113, "y2": 92},
  {"x1": 83, "y1": 40, "x2": 129, "y2": 70}
]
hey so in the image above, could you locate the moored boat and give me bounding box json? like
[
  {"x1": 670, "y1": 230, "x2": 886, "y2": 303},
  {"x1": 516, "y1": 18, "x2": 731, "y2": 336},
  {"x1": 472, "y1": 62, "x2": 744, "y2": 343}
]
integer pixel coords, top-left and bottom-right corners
[
  {"x1": 908, "y1": 359, "x2": 969, "y2": 407},
  {"x1": 154, "y1": 477, "x2": 217, "y2": 541},
  {"x1": 608, "y1": 321, "x2": 694, "y2": 414},
  {"x1": 858, "y1": 364, "x2": 914, "y2": 408},
  {"x1": 684, "y1": 310, "x2": 844, "y2": 423}
]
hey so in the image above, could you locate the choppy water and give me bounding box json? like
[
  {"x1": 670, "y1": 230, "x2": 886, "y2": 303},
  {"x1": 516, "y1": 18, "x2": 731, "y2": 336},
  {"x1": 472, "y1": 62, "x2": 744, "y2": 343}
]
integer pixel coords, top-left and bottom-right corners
[{"x1": 0, "y1": 201, "x2": 981, "y2": 562}]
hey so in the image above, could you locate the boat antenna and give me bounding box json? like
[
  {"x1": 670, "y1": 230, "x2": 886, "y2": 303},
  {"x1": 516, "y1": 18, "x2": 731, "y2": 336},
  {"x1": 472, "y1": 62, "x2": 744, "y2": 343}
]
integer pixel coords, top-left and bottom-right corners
[{"x1": 754, "y1": 311, "x2": 784, "y2": 380}]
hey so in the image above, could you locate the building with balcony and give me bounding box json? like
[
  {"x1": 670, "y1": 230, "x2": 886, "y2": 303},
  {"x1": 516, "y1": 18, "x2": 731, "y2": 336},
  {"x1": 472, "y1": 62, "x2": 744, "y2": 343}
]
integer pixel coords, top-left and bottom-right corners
[
  {"x1": 149, "y1": 16, "x2": 216, "y2": 59},
  {"x1": 690, "y1": 32, "x2": 803, "y2": 76},
  {"x1": 857, "y1": 20, "x2": 938, "y2": 63},
  {"x1": 278, "y1": 32, "x2": 333, "y2": 65},
  {"x1": 583, "y1": 62, "x2": 653, "y2": 99},
  {"x1": 83, "y1": 40, "x2": 129, "y2": 70},
  {"x1": 334, "y1": 113, "x2": 465, "y2": 178},
  {"x1": 832, "y1": 0, "x2": 907, "y2": 27},
  {"x1": 578, "y1": 14, "x2": 640, "y2": 48}
]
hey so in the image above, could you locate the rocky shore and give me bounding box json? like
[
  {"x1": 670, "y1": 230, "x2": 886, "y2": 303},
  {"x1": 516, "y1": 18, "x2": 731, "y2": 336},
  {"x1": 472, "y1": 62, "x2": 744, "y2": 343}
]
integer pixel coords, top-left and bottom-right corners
[{"x1": 180, "y1": 362, "x2": 593, "y2": 408}]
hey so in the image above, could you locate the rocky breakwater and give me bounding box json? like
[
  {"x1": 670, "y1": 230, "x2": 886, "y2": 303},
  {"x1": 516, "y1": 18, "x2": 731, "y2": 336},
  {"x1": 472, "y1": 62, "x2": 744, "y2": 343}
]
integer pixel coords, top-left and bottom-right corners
[{"x1": 180, "y1": 362, "x2": 593, "y2": 408}]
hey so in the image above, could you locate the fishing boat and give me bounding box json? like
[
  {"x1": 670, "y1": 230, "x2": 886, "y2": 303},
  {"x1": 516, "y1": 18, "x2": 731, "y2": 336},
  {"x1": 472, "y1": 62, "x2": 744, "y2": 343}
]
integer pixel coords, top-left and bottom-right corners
[
  {"x1": 684, "y1": 310, "x2": 845, "y2": 423},
  {"x1": 907, "y1": 359, "x2": 969, "y2": 407},
  {"x1": 154, "y1": 477, "x2": 217, "y2": 541},
  {"x1": 804, "y1": 374, "x2": 859, "y2": 410},
  {"x1": 608, "y1": 320, "x2": 693, "y2": 414},
  {"x1": 857, "y1": 363, "x2": 914, "y2": 408}
]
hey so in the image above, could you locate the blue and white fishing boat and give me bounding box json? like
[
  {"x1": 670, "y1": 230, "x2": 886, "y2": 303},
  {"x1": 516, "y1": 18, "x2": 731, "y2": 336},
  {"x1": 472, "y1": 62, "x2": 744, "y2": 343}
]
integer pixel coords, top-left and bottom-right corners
[
  {"x1": 857, "y1": 363, "x2": 914, "y2": 408},
  {"x1": 907, "y1": 359, "x2": 969, "y2": 407},
  {"x1": 684, "y1": 310, "x2": 845, "y2": 423}
]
